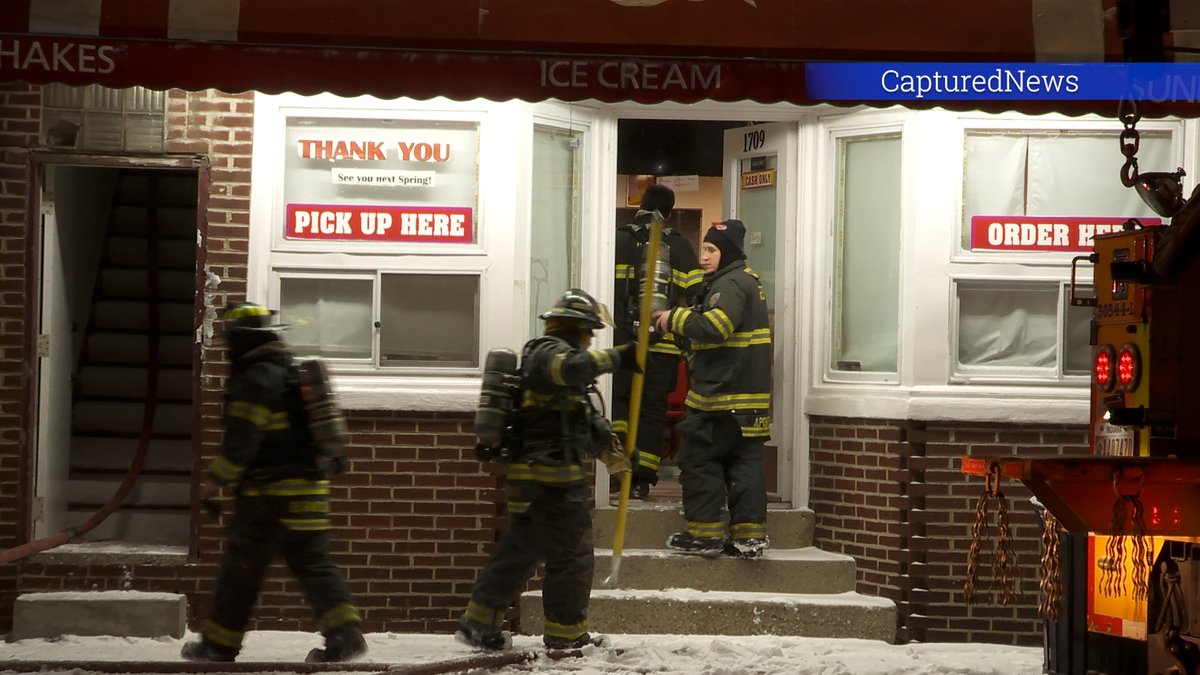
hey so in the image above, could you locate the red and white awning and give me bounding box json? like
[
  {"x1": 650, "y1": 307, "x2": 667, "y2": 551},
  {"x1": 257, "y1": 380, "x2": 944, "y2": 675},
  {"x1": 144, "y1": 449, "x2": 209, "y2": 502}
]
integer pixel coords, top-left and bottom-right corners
[{"x1": 0, "y1": 0, "x2": 1190, "y2": 116}]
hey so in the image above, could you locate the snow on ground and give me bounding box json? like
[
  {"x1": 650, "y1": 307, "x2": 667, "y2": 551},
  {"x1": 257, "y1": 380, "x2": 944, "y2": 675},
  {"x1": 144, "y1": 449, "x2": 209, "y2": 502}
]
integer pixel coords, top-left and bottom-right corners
[{"x1": 0, "y1": 630, "x2": 1044, "y2": 674}]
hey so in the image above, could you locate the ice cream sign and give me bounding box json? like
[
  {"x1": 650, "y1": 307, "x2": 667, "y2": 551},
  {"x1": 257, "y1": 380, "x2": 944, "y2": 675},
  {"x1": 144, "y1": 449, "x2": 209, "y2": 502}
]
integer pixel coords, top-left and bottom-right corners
[{"x1": 287, "y1": 204, "x2": 472, "y2": 243}]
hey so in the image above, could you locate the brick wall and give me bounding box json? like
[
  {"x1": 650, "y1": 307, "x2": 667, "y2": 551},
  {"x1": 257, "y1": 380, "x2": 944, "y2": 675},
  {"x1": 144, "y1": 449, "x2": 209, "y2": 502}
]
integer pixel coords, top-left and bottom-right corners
[
  {"x1": 0, "y1": 82, "x2": 41, "y2": 634},
  {"x1": 809, "y1": 415, "x2": 1089, "y2": 646},
  {"x1": 0, "y1": 87, "x2": 514, "y2": 634}
]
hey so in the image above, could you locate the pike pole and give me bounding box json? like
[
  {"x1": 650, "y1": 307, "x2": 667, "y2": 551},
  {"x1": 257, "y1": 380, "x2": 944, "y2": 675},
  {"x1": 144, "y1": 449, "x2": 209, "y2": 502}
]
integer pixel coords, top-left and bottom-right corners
[{"x1": 603, "y1": 210, "x2": 663, "y2": 586}]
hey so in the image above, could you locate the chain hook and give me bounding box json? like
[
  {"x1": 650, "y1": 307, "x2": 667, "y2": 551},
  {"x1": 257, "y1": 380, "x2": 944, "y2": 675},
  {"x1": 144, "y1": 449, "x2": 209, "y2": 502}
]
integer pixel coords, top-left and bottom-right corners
[{"x1": 1118, "y1": 99, "x2": 1142, "y2": 188}]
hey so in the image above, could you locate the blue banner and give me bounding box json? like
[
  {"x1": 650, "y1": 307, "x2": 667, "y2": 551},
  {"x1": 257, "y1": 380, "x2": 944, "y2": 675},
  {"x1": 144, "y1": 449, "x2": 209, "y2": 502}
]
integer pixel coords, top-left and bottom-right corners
[{"x1": 805, "y1": 63, "x2": 1200, "y2": 101}]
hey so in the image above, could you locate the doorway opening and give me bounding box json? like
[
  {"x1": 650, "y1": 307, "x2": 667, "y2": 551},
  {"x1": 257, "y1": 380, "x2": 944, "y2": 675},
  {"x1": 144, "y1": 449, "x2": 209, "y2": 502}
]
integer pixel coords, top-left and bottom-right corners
[
  {"x1": 33, "y1": 160, "x2": 205, "y2": 548},
  {"x1": 612, "y1": 118, "x2": 787, "y2": 504}
]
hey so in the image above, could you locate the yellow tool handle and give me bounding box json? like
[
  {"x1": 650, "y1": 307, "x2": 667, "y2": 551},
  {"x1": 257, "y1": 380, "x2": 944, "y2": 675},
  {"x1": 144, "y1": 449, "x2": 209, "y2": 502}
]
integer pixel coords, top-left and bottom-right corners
[{"x1": 605, "y1": 211, "x2": 663, "y2": 586}]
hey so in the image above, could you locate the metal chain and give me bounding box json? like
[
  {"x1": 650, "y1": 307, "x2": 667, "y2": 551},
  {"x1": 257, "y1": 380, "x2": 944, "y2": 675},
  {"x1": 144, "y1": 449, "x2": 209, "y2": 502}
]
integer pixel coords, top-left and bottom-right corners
[
  {"x1": 1104, "y1": 496, "x2": 1129, "y2": 597},
  {"x1": 990, "y1": 489, "x2": 1018, "y2": 605},
  {"x1": 964, "y1": 465, "x2": 1018, "y2": 605},
  {"x1": 1129, "y1": 494, "x2": 1150, "y2": 602},
  {"x1": 1119, "y1": 99, "x2": 1142, "y2": 188},
  {"x1": 1039, "y1": 510, "x2": 1063, "y2": 621},
  {"x1": 964, "y1": 489, "x2": 989, "y2": 604}
]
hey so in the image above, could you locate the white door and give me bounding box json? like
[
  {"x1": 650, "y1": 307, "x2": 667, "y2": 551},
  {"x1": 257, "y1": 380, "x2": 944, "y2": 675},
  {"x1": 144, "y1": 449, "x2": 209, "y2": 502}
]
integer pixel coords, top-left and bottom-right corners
[
  {"x1": 722, "y1": 122, "x2": 800, "y2": 504},
  {"x1": 35, "y1": 166, "x2": 72, "y2": 538}
]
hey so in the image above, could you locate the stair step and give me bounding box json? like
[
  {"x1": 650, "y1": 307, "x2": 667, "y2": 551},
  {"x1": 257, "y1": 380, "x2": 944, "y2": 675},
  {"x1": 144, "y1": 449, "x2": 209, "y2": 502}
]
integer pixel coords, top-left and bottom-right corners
[
  {"x1": 65, "y1": 508, "x2": 190, "y2": 546},
  {"x1": 76, "y1": 365, "x2": 194, "y2": 400},
  {"x1": 520, "y1": 589, "x2": 896, "y2": 641},
  {"x1": 117, "y1": 170, "x2": 197, "y2": 205},
  {"x1": 110, "y1": 204, "x2": 197, "y2": 238},
  {"x1": 593, "y1": 504, "x2": 814, "y2": 550},
  {"x1": 85, "y1": 332, "x2": 193, "y2": 366},
  {"x1": 71, "y1": 436, "x2": 192, "y2": 472},
  {"x1": 106, "y1": 237, "x2": 195, "y2": 267},
  {"x1": 67, "y1": 472, "x2": 191, "y2": 508},
  {"x1": 99, "y1": 268, "x2": 196, "y2": 300},
  {"x1": 92, "y1": 299, "x2": 194, "y2": 331},
  {"x1": 72, "y1": 400, "x2": 192, "y2": 435},
  {"x1": 592, "y1": 547, "x2": 857, "y2": 594}
]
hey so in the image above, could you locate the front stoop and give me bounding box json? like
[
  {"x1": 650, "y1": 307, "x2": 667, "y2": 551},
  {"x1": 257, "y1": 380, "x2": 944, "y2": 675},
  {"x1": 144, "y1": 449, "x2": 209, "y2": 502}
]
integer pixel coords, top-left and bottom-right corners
[
  {"x1": 520, "y1": 589, "x2": 896, "y2": 641},
  {"x1": 519, "y1": 505, "x2": 897, "y2": 642},
  {"x1": 9, "y1": 591, "x2": 187, "y2": 641}
]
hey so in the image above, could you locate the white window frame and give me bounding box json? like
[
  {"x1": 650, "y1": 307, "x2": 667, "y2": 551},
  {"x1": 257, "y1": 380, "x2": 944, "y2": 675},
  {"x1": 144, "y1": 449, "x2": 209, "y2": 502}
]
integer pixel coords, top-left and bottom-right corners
[{"x1": 249, "y1": 94, "x2": 530, "y2": 411}]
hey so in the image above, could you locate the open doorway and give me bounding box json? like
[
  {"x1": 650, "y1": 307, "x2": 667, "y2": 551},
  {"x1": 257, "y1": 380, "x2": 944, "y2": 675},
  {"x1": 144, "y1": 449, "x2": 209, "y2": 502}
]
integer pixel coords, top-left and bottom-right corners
[
  {"x1": 612, "y1": 118, "x2": 789, "y2": 504},
  {"x1": 32, "y1": 160, "x2": 205, "y2": 548}
]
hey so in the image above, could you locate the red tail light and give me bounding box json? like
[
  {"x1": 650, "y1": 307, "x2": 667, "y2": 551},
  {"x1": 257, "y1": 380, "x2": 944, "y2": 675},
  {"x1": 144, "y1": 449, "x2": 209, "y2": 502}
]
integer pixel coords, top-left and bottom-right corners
[
  {"x1": 1095, "y1": 345, "x2": 1116, "y2": 391},
  {"x1": 1117, "y1": 343, "x2": 1141, "y2": 391}
]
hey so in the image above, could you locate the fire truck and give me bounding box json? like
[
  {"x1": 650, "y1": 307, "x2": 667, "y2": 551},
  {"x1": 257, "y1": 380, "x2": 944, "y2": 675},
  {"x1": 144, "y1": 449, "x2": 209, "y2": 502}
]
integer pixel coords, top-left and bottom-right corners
[{"x1": 963, "y1": 174, "x2": 1200, "y2": 674}]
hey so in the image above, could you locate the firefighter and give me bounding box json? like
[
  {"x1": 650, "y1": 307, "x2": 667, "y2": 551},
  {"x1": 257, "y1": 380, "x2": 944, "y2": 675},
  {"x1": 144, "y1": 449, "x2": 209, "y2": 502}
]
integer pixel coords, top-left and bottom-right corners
[
  {"x1": 181, "y1": 302, "x2": 366, "y2": 664},
  {"x1": 612, "y1": 184, "x2": 703, "y2": 498},
  {"x1": 653, "y1": 220, "x2": 772, "y2": 559},
  {"x1": 457, "y1": 288, "x2": 638, "y2": 650}
]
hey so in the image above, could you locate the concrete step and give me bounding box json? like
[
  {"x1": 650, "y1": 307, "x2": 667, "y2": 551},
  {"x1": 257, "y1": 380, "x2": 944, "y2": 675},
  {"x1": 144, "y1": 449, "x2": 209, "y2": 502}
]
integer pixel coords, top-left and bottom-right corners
[
  {"x1": 10, "y1": 591, "x2": 187, "y2": 640},
  {"x1": 593, "y1": 504, "x2": 814, "y2": 550},
  {"x1": 519, "y1": 589, "x2": 896, "y2": 641},
  {"x1": 591, "y1": 547, "x2": 857, "y2": 594}
]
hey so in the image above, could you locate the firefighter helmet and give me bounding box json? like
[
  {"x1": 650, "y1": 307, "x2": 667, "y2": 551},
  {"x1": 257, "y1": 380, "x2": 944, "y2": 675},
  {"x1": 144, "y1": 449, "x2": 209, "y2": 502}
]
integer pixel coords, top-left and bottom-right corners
[
  {"x1": 221, "y1": 302, "x2": 290, "y2": 335},
  {"x1": 539, "y1": 288, "x2": 609, "y2": 329}
]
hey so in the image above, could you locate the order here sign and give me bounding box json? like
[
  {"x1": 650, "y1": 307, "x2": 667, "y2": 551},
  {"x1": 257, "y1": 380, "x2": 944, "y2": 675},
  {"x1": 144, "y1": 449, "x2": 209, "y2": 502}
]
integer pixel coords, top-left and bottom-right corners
[
  {"x1": 970, "y1": 216, "x2": 1162, "y2": 252},
  {"x1": 286, "y1": 204, "x2": 473, "y2": 243}
]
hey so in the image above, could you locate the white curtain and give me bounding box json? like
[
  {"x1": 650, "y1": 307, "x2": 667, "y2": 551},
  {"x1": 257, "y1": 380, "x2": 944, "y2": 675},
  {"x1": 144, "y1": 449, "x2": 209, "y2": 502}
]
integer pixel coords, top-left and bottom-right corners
[
  {"x1": 281, "y1": 278, "x2": 373, "y2": 360},
  {"x1": 957, "y1": 284, "x2": 1057, "y2": 368}
]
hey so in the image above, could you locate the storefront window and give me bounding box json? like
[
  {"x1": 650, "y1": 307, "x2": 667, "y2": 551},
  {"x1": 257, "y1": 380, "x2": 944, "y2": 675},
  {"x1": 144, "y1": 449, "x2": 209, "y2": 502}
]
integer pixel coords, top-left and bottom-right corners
[
  {"x1": 529, "y1": 125, "x2": 582, "y2": 338},
  {"x1": 280, "y1": 276, "x2": 373, "y2": 359},
  {"x1": 954, "y1": 280, "x2": 1092, "y2": 381},
  {"x1": 380, "y1": 273, "x2": 479, "y2": 368},
  {"x1": 831, "y1": 133, "x2": 901, "y2": 376},
  {"x1": 281, "y1": 116, "x2": 480, "y2": 248},
  {"x1": 962, "y1": 131, "x2": 1172, "y2": 249}
]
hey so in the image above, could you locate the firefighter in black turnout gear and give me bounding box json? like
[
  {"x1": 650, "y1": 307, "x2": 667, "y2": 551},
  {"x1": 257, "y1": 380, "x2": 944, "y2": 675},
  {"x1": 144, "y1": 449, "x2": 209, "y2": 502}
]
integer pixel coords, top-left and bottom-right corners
[
  {"x1": 653, "y1": 220, "x2": 773, "y2": 559},
  {"x1": 458, "y1": 289, "x2": 637, "y2": 651},
  {"x1": 181, "y1": 303, "x2": 365, "y2": 664},
  {"x1": 613, "y1": 184, "x2": 703, "y2": 498}
]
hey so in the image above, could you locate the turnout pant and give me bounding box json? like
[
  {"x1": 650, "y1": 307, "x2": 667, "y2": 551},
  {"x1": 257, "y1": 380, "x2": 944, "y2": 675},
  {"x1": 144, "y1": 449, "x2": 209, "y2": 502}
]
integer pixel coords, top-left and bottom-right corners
[
  {"x1": 204, "y1": 490, "x2": 358, "y2": 652},
  {"x1": 467, "y1": 479, "x2": 593, "y2": 642},
  {"x1": 612, "y1": 351, "x2": 679, "y2": 479},
  {"x1": 676, "y1": 410, "x2": 768, "y2": 540}
]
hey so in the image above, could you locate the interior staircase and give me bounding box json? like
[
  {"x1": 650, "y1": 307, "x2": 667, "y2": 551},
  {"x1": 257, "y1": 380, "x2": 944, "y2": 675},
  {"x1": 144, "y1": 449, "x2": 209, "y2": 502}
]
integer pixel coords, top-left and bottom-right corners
[
  {"x1": 519, "y1": 503, "x2": 897, "y2": 641},
  {"x1": 66, "y1": 168, "x2": 198, "y2": 546}
]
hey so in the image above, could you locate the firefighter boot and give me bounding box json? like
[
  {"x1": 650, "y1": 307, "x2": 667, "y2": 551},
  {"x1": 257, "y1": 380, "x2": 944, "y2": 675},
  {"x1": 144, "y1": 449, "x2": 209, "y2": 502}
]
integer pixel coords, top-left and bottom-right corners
[
  {"x1": 724, "y1": 536, "x2": 770, "y2": 560},
  {"x1": 667, "y1": 532, "x2": 726, "y2": 557},
  {"x1": 180, "y1": 639, "x2": 237, "y2": 662},
  {"x1": 455, "y1": 621, "x2": 513, "y2": 651},
  {"x1": 544, "y1": 632, "x2": 612, "y2": 649},
  {"x1": 306, "y1": 625, "x2": 368, "y2": 663}
]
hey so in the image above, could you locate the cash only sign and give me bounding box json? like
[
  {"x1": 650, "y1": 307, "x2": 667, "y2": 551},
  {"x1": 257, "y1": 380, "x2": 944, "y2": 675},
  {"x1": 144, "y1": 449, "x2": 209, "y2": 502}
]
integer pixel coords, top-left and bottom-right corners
[{"x1": 283, "y1": 120, "x2": 479, "y2": 245}]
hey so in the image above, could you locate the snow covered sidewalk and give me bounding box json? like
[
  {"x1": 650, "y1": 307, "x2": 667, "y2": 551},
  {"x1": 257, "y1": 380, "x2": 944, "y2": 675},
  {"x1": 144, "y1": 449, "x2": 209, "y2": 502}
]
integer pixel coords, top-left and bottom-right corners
[{"x1": 0, "y1": 630, "x2": 1043, "y2": 674}]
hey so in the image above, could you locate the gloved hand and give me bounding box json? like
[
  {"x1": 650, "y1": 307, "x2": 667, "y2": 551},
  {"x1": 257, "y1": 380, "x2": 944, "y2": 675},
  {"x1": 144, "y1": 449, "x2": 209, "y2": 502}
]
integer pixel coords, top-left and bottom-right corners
[
  {"x1": 600, "y1": 446, "x2": 632, "y2": 475},
  {"x1": 613, "y1": 343, "x2": 642, "y2": 373}
]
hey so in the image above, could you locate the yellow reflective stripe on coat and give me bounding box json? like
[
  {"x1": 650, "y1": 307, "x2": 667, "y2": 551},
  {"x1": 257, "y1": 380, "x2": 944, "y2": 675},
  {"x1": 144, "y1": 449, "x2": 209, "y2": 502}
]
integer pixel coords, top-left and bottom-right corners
[
  {"x1": 209, "y1": 454, "x2": 244, "y2": 482},
  {"x1": 615, "y1": 264, "x2": 635, "y2": 280},
  {"x1": 673, "y1": 268, "x2": 704, "y2": 290},
  {"x1": 263, "y1": 411, "x2": 290, "y2": 431},
  {"x1": 507, "y1": 462, "x2": 587, "y2": 484},
  {"x1": 591, "y1": 349, "x2": 614, "y2": 372},
  {"x1": 226, "y1": 400, "x2": 270, "y2": 428},
  {"x1": 240, "y1": 478, "x2": 331, "y2": 497},
  {"x1": 224, "y1": 304, "x2": 271, "y2": 321},
  {"x1": 691, "y1": 328, "x2": 772, "y2": 350},
  {"x1": 684, "y1": 391, "x2": 771, "y2": 411},
  {"x1": 648, "y1": 335, "x2": 682, "y2": 356},
  {"x1": 281, "y1": 517, "x2": 331, "y2": 531},
  {"x1": 704, "y1": 308, "x2": 734, "y2": 337}
]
